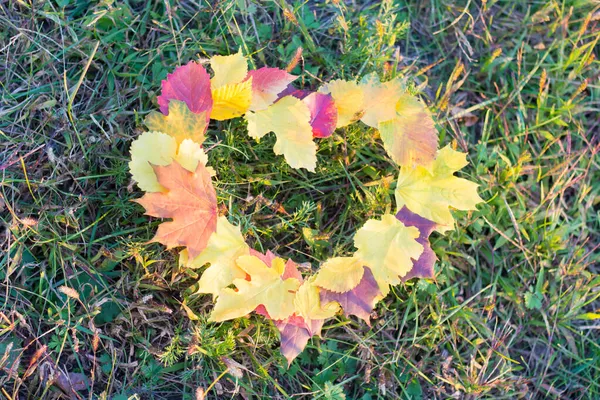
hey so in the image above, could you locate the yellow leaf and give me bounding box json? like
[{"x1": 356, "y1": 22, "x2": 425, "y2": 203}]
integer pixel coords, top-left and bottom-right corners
[
  {"x1": 245, "y1": 96, "x2": 316, "y2": 171},
  {"x1": 180, "y1": 216, "x2": 249, "y2": 297},
  {"x1": 129, "y1": 132, "x2": 209, "y2": 192},
  {"x1": 313, "y1": 257, "x2": 365, "y2": 293},
  {"x1": 294, "y1": 276, "x2": 339, "y2": 322},
  {"x1": 395, "y1": 145, "x2": 483, "y2": 232},
  {"x1": 319, "y1": 79, "x2": 364, "y2": 128},
  {"x1": 360, "y1": 74, "x2": 404, "y2": 128},
  {"x1": 211, "y1": 79, "x2": 253, "y2": 120},
  {"x1": 209, "y1": 255, "x2": 301, "y2": 322},
  {"x1": 145, "y1": 100, "x2": 208, "y2": 145},
  {"x1": 210, "y1": 49, "x2": 248, "y2": 89},
  {"x1": 378, "y1": 94, "x2": 438, "y2": 167},
  {"x1": 354, "y1": 214, "x2": 423, "y2": 296}
]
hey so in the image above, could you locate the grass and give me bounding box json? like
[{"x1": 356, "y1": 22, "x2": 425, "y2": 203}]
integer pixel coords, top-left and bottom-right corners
[{"x1": 1, "y1": 0, "x2": 599, "y2": 399}]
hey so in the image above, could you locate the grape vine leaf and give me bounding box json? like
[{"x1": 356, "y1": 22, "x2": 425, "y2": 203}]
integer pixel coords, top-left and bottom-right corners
[
  {"x1": 354, "y1": 214, "x2": 424, "y2": 296},
  {"x1": 134, "y1": 160, "x2": 217, "y2": 259},
  {"x1": 129, "y1": 132, "x2": 210, "y2": 192},
  {"x1": 210, "y1": 78, "x2": 253, "y2": 120},
  {"x1": 396, "y1": 207, "x2": 437, "y2": 281},
  {"x1": 157, "y1": 61, "x2": 213, "y2": 122},
  {"x1": 209, "y1": 255, "x2": 301, "y2": 322},
  {"x1": 145, "y1": 100, "x2": 209, "y2": 144},
  {"x1": 378, "y1": 94, "x2": 438, "y2": 166},
  {"x1": 245, "y1": 96, "x2": 316, "y2": 171},
  {"x1": 313, "y1": 257, "x2": 365, "y2": 293},
  {"x1": 319, "y1": 79, "x2": 364, "y2": 128},
  {"x1": 209, "y1": 50, "x2": 252, "y2": 120},
  {"x1": 320, "y1": 266, "x2": 381, "y2": 324},
  {"x1": 246, "y1": 67, "x2": 297, "y2": 111},
  {"x1": 302, "y1": 92, "x2": 338, "y2": 138},
  {"x1": 210, "y1": 50, "x2": 248, "y2": 89},
  {"x1": 180, "y1": 216, "x2": 249, "y2": 297},
  {"x1": 395, "y1": 145, "x2": 484, "y2": 232}
]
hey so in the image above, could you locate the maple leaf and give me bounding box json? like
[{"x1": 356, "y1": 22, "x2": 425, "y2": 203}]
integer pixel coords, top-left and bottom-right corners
[
  {"x1": 145, "y1": 100, "x2": 209, "y2": 144},
  {"x1": 157, "y1": 61, "x2": 213, "y2": 121},
  {"x1": 129, "y1": 132, "x2": 210, "y2": 192},
  {"x1": 396, "y1": 206, "x2": 437, "y2": 281},
  {"x1": 378, "y1": 94, "x2": 438, "y2": 166},
  {"x1": 301, "y1": 92, "x2": 338, "y2": 138},
  {"x1": 313, "y1": 256, "x2": 365, "y2": 293},
  {"x1": 245, "y1": 96, "x2": 316, "y2": 171},
  {"x1": 320, "y1": 267, "x2": 381, "y2": 325},
  {"x1": 258, "y1": 276, "x2": 337, "y2": 365},
  {"x1": 359, "y1": 73, "x2": 404, "y2": 128},
  {"x1": 275, "y1": 315, "x2": 325, "y2": 366},
  {"x1": 209, "y1": 255, "x2": 301, "y2": 322},
  {"x1": 210, "y1": 79, "x2": 253, "y2": 120},
  {"x1": 294, "y1": 277, "x2": 339, "y2": 322},
  {"x1": 246, "y1": 67, "x2": 297, "y2": 111},
  {"x1": 394, "y1": 145, "x2": 483, "y2": 232},
  {"x1": 354, "y1": 214, "x2": 423, "y2": 296},
  {"x1": 319, "y1": 79, "x2": 364, "y2": 128},
  {"x1": 180, "y1": 216, "x2": 249, "y2": 297},
  {"x1": 134, "y1": 161, "x2": 217, "y2": 259}
]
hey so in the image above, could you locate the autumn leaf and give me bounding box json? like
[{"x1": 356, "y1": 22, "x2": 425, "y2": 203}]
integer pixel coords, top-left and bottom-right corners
[
  {"x1": 245, "y1": 96, "x2": 316, "y2": 171},
  {"x1": 394, "y1": 145, "x2": 483, "y2": 232},
  {"x1": 313, "y1": 256, "x2": 365, "y2": 293},
  {"x1": 129, "y1": 132, "x2": 210, "y2": 192},
  {"x1": 275, "y1": 315, "x2": 325, "y2": 366},
  {"x1": 320, "y1": 267, "x2": 381, "y2": 325},
  {"x1": 396, "y1": 207, "x2": 437, "y2": 281},
  {"x1": 209, "y1": 50, "x2": 252, "y2": 120},
  {"x1": 145, "y1": 100, "x2": 209, "y2": 144},
  {"x1": 180, "y1": 216, "x2": 249, "y2": 297},
  {"x1": 319, "y1": 79, "x2": 364, "y2": 128},
  {"x1": 302, "y1": 92, "x2": 338, "y2": 138},
  {"x1": 294, "y1": 277, "x2": 339, "y2": 322},
  {"x1": 258, "y1": 276, "x2": 336, "y2": 365},
  {"x1": 157, "y1": 61, "x2": 213, "y2": 121},
  {"x1": 246, "y1": 67, "x2": 297, "y2": 111},
  {"x1": 211, "y1": 79, "x2": 253, "y2": 120},
  {"x1": 134, "y1": 161, "x2": 217, "y2": 259},
  {"x1": 209, "y1": 255, "x2": 301, "y2": 322},
  {"x1": 210, "y1": 50, "x2": 248, "y2": 89},
  {"x1": 378, "y1": 94, "x2": 438, "y2": 166},
  {"x1": 354, "y1": 214, "x2": 423, "y2": 296},
  {"x1": 359, "y1": 73, "x2": 404, "y2": 128}
]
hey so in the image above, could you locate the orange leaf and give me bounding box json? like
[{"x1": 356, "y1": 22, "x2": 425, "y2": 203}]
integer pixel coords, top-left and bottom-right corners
[{"x1": 134, "y1": 161, "x2": 217, "y2": 259}]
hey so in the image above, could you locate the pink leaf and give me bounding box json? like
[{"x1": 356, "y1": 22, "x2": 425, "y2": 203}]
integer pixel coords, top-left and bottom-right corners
[
  {"x1": 302, "y1": 92, "x2": 338, "y2": 138},
  {"x1": 246, "y1": 67, "x2": 297, "y2": 110},
  {"x1": 320, "y1": 267, "x2": 381, "y2": 325},
  {"x1": 275, "y1": 315, "x2": 325, "y2": 365},
  {"x1": 157, "y1": 61, "x2": 213, "y2": 124},
  {"x1": 396, "y1": 206, "x2": 437, "y2": 281}
]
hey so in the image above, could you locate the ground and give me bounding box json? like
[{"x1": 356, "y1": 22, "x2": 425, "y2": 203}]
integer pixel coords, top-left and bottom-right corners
[{"x1": 0, "y1": 1, "x2": 599, "y2": 399}]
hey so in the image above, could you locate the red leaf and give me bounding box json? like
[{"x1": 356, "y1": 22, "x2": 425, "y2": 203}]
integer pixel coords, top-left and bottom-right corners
[
  {"x1": 157, "y1": 61, "x2": 213, "y2": 123},
  {"x1": 302, "y1": 92, "x2": 338, "y2": 138},
  {"x1": 320, "y1": 266, "x2": 381, "y2": 325},
  {"x1": 134, "y1": 161, "x2": 217, "y2": 259},
  {"x1": 396, "y1": 206, "x2": 437, "y2": 281}
]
